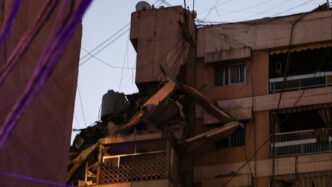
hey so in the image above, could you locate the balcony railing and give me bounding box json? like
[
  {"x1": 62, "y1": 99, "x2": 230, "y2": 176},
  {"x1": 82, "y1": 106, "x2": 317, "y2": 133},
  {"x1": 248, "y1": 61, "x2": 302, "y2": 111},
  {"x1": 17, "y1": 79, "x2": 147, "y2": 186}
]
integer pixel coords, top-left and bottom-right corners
[
  {"x1": 99, "y1": 151, "x2": 168, "y2": 184},
  {"x1": 271, "y1": 128, "x2": 332, "y2": 157},
  {"x1": 269, "y1": 71, "x2": 332, "y2": 93}
]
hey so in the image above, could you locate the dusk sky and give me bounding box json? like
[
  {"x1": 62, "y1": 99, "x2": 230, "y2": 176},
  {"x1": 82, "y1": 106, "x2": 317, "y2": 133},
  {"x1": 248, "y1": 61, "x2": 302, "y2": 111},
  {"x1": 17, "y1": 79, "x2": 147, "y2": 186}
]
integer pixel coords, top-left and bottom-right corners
[{"x1": 72, "y1": 0, "x2": 328, "y2": 142}]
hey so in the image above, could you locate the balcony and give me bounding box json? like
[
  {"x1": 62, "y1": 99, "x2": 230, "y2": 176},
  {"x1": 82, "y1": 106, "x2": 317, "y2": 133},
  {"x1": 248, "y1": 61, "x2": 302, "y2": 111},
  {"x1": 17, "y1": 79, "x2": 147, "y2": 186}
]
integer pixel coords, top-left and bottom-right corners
[
  {"x1": 269, "y1": 71, "x2": 332, "y2": 93},
  {"x1": 86, "y1": 133, "x2": 179, "y2": 187},
  {"x1": 271, "y1": 128, "x2": 332, "y2": 157}
]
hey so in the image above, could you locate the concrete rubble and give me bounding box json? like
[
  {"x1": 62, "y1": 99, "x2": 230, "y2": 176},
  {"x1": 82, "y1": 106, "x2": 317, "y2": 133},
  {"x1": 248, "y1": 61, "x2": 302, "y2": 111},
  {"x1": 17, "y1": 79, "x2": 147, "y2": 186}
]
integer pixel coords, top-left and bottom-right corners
[{"x1": 67, "y1": 67, "x2": 239, "y2": 184}]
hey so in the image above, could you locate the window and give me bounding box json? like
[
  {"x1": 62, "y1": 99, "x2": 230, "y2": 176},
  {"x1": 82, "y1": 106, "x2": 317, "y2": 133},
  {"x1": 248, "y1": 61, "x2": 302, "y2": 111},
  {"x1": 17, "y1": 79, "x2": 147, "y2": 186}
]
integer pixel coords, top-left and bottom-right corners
[
  {"x1": 272, "y1": 109, "x2": 327, "y2": 133},
  {"x1": 214, "y1": 63, "x2": 246, "y2": 86},
  {"x1": 270, "y1": 108, "x2": 332, "y2": 157},
  {"x1": 229, "y1": 63, "x2": 246, "y2": 84},
  {"x1": 269, "y1": 47, "x2": 332, "y2": 79},
  {"x1": 215, "y1": 127, "x2": 245, "y2": 149},
  {"x1": 214, "y1": 64, "x2": 227, "y2": 86}
]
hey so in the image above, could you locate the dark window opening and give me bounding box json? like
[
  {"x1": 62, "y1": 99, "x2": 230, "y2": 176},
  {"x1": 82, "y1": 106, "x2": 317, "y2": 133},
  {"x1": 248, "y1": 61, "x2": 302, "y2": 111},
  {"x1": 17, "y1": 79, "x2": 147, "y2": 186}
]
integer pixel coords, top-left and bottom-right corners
[
  {"x1": 215, "y1": 127, "x2": 245, "y2": 149},
  {"x1": 214, "y1": 62, "x2": 246, "y2": 86},
  {"x1": 269, "y1": 47, "x2": 332, "y2": 78},
  {"x1": 214, "y1": 63, "x2": 227, "y2": 86},
  {"x1": 273, "y1": 110, "x2": 326, "y2": 133}
]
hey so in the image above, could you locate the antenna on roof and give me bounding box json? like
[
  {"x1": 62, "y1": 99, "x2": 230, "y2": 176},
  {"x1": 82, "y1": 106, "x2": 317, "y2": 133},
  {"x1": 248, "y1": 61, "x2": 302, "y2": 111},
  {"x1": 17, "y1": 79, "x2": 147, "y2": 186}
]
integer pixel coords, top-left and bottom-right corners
[{"x1": 136, "y1": 1, "x2": 151, "y2": 11}]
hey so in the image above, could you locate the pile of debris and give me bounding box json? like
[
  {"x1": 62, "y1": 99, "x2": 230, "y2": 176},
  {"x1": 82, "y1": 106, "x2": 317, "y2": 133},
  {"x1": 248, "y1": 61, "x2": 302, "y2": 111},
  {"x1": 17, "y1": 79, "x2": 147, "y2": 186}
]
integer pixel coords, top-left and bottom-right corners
[{"x1": 67, "y1": 67, "x2": 241, "y2": 185}]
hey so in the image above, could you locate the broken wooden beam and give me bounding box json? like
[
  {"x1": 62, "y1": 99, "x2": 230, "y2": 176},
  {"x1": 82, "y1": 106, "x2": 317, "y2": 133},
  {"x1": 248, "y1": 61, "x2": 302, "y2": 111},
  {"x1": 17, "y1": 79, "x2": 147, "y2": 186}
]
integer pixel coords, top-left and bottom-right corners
[
  {"x1": 185, "y1": 121, "x2": 242, "y2": 153},
  {"x1": 66, "y1": 143, "x2": 99, "y2": 183},
  {"x1": 118, "y1": 79, "x2": 176, "y2": 132},
  {"x1": 118, "y1": 110, "x2": 144, "y2": 131},
  {"x1": 182, "y1": 85, "x2": 234, "y2": 123},
  {"x1": 160, "y1": 65, "x2": 235, "y2": 124},
  {"x1": 186, "y1": 121, "x2": 241, "y2": 143},
  {"x1": 119, "y1": 64, "x2": 235, "y2": 132},
  {"x1": 143, "y1": 79, "x2": 176, "y2": 107}
]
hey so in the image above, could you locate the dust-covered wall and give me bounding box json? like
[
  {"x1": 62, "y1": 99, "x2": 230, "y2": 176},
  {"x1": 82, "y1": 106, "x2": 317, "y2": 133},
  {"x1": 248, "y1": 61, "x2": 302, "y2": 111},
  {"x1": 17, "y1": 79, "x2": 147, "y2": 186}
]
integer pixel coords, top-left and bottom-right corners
[{"x1": 0, "y1": 0, "x2": 82, "y2": 186}]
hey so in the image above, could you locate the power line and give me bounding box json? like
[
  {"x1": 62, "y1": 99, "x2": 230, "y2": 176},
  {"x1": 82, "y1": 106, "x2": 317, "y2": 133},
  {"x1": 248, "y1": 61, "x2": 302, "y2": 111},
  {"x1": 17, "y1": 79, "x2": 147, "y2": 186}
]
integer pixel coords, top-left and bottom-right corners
[
  {"x1": 160, "y1": 0, "x2": 172, "y2": 7},
  {"x1": 272, "y1": 0, "x2": 315, "y2": 17},
  {"x1": 48, "y1": 0, "x2": 162, "y2": 83},
  {"x1": 118, "y1": 34, "x2": 130, "y2": 91},
  {"x1": 81, "y1": 47, "x2": 134, "y2": 69},
  {"x1": 1, "y1": 1, "x2": 174, "y2": 118},
  {"x1": 77, "y1": 85, "x2": 87, "y2": 127},
  {"x1": 74, "y1": 112, "x2": 81, "y2": 129},
  {"x1": 202, "y1": 0, "x2": 232, "y2": 20},
  {"x1": 202, "y1": 0, "x2": 283, "y2": 20},
  {"x1": 79, "y1": 0, "x2": 163, "y2": 64},
  {"x1": 220, "y1": 137, "x2": 270, "y2": 186},
  {"x1": 121, "y1": 36, "x2": 133, "y2": 86},
  {"x1": 79, "y1": 27, "x2": 130, "y2": 66},
  {"x1": 79, "y1": 23, "x2": 130, "y2": 61},
  {"x1": 50, "y1": 1, "x2": 166, "y2": 83},
  {"x1": 203, "y1": 0, "x2": 221, "y2": 20},
  {"x1": 197, "y1": 0, "x2": 318, "y2": 25},
  {"x1": 214, "y1": 6, "x2": 222, "y2": 20},
  {"x1": 244, "y1": 0, "x2": 289, "y2": 20}
]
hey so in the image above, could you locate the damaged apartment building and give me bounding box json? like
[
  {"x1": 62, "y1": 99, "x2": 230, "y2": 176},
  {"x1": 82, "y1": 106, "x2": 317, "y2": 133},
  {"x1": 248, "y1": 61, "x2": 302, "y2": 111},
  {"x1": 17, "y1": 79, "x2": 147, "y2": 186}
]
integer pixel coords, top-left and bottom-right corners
[{"x1": 67, "y1": 2, "x2": 332, "y2": 187}]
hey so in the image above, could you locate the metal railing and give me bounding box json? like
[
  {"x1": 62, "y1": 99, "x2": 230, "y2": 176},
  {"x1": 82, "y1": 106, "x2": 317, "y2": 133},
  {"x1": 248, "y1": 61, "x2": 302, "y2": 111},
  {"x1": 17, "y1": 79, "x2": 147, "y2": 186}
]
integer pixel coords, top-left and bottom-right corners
[
  {"x1": 271, "y1": 128, "x2": 332, "y2": 157},
  {"x1": 98, "y1": 138, "x2": 172, "y2": 185},
  {"x1": 215, "y1": 127, "x2": 245, "y2": 149},
  {"x1": 99, "y1": 151, "x2": 168, "y2": 184},
  {"x1": 269, "y1": 71, "x2": 332, "y2": 93}
]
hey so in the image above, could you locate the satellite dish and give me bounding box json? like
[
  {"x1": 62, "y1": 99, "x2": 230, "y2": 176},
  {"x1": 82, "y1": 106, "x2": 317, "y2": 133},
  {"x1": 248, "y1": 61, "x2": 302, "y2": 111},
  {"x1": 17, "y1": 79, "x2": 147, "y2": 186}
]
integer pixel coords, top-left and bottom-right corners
[{"x1": 136, "y1": 1, "x2": 151, "y2": 11}]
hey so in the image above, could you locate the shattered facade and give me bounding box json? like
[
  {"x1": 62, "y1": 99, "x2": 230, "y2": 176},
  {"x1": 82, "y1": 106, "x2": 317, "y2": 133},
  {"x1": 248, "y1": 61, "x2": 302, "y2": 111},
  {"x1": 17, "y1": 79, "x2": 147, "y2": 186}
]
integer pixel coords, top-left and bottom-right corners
[{"x1": 68, "y1": 4, "x2": 332, "y2": 187}]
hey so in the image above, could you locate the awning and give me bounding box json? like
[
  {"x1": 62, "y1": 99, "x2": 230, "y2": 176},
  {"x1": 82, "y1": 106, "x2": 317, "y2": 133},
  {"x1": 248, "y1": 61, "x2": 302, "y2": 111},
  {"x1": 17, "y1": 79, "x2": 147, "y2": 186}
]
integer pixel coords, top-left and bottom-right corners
[
  {"x1": 269, "y1": 42, "x2": 332, "y2": 55},
  {"x1": 276, "y1": 103, "x2": 332, "y2": 114}
]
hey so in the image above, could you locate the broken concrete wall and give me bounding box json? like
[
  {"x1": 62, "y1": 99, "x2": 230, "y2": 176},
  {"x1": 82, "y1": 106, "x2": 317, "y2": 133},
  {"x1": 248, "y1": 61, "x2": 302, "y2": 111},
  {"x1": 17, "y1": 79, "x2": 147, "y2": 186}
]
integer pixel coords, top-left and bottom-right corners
[{"x1": 130, "y1": 6, "x2": 196, "y2": 86}]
